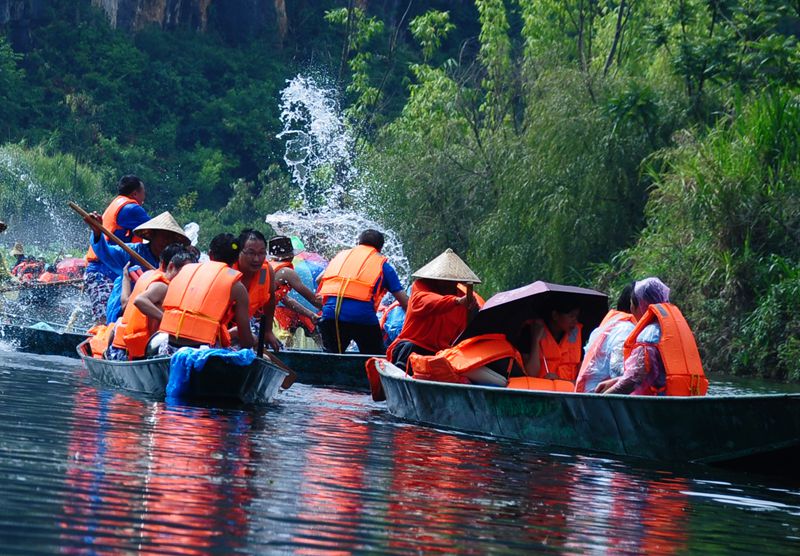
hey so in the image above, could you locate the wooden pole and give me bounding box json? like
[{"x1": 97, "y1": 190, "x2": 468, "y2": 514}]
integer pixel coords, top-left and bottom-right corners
[
  {"x1": 466, "y1": 282, "x2": 475, "y2": 325},
  {"x1": 68, "y1": 201, "x2": 155, "y2": 271}
]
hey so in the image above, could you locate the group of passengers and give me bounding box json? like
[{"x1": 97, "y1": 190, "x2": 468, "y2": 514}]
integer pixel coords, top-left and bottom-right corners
[
  {"x1": 373, "y1": 252, "x2": 707, "y2": 398},
  {"x1": 81, "y1": 174, "x2": 706, "y2": 397},
  {"x1": 82, "y1": 175, "x2": 321, "y2": 362}
]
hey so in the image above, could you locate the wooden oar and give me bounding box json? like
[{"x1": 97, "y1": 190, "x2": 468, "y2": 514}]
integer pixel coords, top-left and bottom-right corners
[
  {"x1": 68, "y1": 201, "x2": 155, "y2": 271},
  {"x1": 466, "y1": 282, "x2": 476, "y2": 324},
  {"x1": 256, "y1": 312, "x2": 297, "y2": 389}
]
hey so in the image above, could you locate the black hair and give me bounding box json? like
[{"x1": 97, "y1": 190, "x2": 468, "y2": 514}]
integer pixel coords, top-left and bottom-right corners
[
  {"x1": 209, "y1": 233, "x2": 239, "y2": 266},
  {"x1": 159, "y1": 243, "x2": 186, "y2": 267},
  {"x1": 168, "y1": 251, "x2": 195, "y2": 270},
  {"x1": 358, "y1": 229, "x2": 385, "y2": 251},
  {"x1": 238, "y1": 228, "x2": 267, "y2": 249},
  {"x1": 185, "y1": 245, "x2": 201, "y2": 263},
  {"x1": 547, "y1": 296, "x2": 581, "y2": 317},
  {"x1": 117, "y1": 175, "x2": 144, "y2": 197},
  {"x1": 616, "y1": 282, "x2": 635, "y2": 312}
]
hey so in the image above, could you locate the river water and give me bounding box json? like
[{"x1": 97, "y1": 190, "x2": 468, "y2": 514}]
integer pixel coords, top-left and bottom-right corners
[{"x1": 1, "y1": 351, "x2": 799, "y2": 554}]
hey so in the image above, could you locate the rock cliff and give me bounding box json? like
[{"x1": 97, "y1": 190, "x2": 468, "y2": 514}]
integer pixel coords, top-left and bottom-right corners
[
  {"x1": 0, "y1": 0, "x2": 44, "y2": 50},
  {"x1": 90, "y1": 0, "x2": 283, "y2": 40}
]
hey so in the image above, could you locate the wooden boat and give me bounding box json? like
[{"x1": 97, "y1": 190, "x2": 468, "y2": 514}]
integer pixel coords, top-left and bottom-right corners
[
  {"x1": 0, "y1": 323, "x2": 87, "y2": 358},
  {"x1": 2, "y1": 322, "x2": 373, "y2": 389},
  {"x1": 77, "y1": 340, "x2": 288, "y2": 404},
  {"x1": 277, "y1": 349, "x2": 371, "y2": 390},
  {"x1": 374, "y1": 359, "x2": 800, "y2": 470}
]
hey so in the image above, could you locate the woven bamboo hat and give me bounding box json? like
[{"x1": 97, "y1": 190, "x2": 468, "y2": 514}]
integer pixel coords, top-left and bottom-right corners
[
  {"x1": 412, "y1": 248, "x2": 481, "y2": 283},
  {"x1": 134, "y1": 212, "x2": 190, "y2": 244},
  {"x1": 10, "y1": 242, "x2": 24, "y2": 256}
]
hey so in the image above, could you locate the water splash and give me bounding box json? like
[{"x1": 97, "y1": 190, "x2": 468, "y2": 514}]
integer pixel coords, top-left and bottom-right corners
[
  {"x1": 0, "y1": 147, "x2": 85, "y2": 250},
  {"x1": 269, "y1": 75, "x2": 410, "y2": 279}
]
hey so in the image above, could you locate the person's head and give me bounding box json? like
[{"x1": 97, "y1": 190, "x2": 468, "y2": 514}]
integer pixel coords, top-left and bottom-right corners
[
  {"x1": 134, "y1": 212, "x2": 190, "y2": 257},
  {"x1": 416, "y1": 277, "x2": 459, "y2": 296},
  {"x1": 630, "y1": 277, "x2": 670, "y2": 319},
  {"x1": 547, "y1": 299, "x2": 581, "y2": 334},
  {"x1": 616, "y1": 282, "x2": 635, "y2": 312},
  {"x1": 208, "y1": 233, "x2": 239, "y2": 266},
  {"x1": 357, "y1": 229, "x2": 385, "y2": 252},
  {"x1": 237, "y1": 228, "x2": 267, "y2": 274},
  {"x1": 118, "y1": 175, "x2": 145, "y2": 204},
  {"x1": 45, "y1": 264, "x2": 56, "y2": 273},
  {"x1": 158, "y1": 243, "x2": 186, "y2": 271},
  {"x1": 165, "y1": 251, "x2": 195, "y2": 280},
  {"x1": 268, "y1": 235, "x2": 296, "y2": 261}
]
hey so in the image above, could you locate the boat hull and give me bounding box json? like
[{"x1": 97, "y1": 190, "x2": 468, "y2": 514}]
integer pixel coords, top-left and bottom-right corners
[
  {"x1": 278, "y1": 349, "x2": 371, "y2": 390},
  {"x1": 1, "y1": 324, "x2": 372, "y2": 389},
  {"x1": 376, "y1": 359, "x2": 800, "y2": 467},
  {"x1": 77, "y1": 340, "x2": 287, "y2": 404}
]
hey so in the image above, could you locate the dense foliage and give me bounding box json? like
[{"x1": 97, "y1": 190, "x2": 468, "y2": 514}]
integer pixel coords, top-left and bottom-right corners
[{"x1": 1, "y1": 0, "x2": 799, "y2": 379}]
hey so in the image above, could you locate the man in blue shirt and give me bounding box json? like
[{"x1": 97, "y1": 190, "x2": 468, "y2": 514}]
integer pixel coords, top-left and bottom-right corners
[
  {"x1": 84, "y1": 176, "x2": 150, "y2": 324},
  {"x1": 86, "y1": 211, "x2": 189, "y2": 325},
  {"x1": 317, "y1": 229, "x2": 409, "y2": 354}
]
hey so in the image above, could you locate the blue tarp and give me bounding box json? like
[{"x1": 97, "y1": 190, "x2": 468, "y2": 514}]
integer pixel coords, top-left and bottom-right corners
[{"x1": 166, "y1": 347, "x2": 256, "y2": 398}]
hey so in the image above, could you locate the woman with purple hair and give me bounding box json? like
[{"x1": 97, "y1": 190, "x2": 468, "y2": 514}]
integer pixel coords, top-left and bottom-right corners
[{"x1": 596, "y1": 277, "x2": 671, "y2": 395}]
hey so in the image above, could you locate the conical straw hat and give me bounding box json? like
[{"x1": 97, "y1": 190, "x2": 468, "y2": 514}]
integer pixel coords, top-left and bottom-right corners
[
  {"x1": 134, "y1": 211, "x2": 190, "y2": 244},
  {"x1": 412, "y1": 248, "x2": 481, "y2": 283}
]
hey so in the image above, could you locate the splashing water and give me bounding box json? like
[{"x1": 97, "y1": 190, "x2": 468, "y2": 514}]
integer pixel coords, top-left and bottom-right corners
[
  {"x1": 0, "y1": 147, "x2": 86, "y2": 250},
  {"x1": 268, "y1": 75, "x2": 410, "y2": 280}
]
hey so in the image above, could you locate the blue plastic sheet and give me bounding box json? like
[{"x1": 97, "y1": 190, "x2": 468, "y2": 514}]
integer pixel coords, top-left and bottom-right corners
[{"x1": 166, "y1": 347, "x2": 256, "y2": 398}]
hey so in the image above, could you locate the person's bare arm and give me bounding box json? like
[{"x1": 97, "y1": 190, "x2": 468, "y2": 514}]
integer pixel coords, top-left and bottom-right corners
[
  {"x1": 280, "y1": 268, "x2": 323, "y2": 309},
  {"x1": 283, "y1": 295, "x2": 320, "y2": 321},
  {"x1": 232, "y1": 282, "x2": 255, "y2": 348},
  {"x1": 133, "y1": 282, "x2": 168, "y2": 322},
  {"x1": 120, "y1": 263, "x2": 133, "y2": 309},
  {"x1": 523, "y1": 321, "x2": 545, "y2": 377},
  {"x1": 392, "y1": 289, "x2": 409, "y2": 311}
]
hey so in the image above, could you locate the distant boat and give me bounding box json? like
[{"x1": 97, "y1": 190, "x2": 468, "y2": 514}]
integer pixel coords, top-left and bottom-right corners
[
  {"x1": 374, "y1": 358, "x2": 800, "y2": 471},
  {"x1": 77, "y1": 340, "x2": 287, "y2": 405},
  {"x1": 1, "y1": 322, "x2": 374, "y2": 390}
]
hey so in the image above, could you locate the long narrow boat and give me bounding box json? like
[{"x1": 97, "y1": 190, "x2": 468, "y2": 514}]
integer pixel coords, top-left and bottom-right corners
[
  {"x1": 374, "y1": 358, "x2": 800, "y2": 470},
  {"x1": 277, "y1": 349, "x2": 371, "y2": 390},
  {"x1": 0, "y1": 323, "x2": 87, "y2": 358},
  {"x1": 77, "y1": 340, "x2": 288, "y2": 404},
  {"x1": 2, "y1": 323, "x2": 373, "y2": 389}
]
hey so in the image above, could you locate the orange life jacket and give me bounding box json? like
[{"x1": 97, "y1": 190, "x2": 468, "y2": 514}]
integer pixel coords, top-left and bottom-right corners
[
  {"x1": 234, "y1": 261, "x2": 272, "y2": 318},
  {"x1": 269, "y1": 260, "x2": 293, "y2": 304},
  {"x1": 37, "y1": 271, "x2": 59, "y2": 283},
  {"x1": 87, "y1": 324, "x2": 115, "y2": 359},
  {"x1": 507, "y1": 376, "x2": 575, "y2": 392},
  {"x1": 409, "y1": 333, "x2": 524, "y2": 384},
  {"x1": 159, "y1": 262, "x2": 242, "y2": 347},
  {"x1": 623, "y1": 303, "x2": 708, "y2": 396},
  {"x1": 574, "y1": 310, "x2": 635, "y2": 392},
  {"x1": 111, "y1": 270, "x2": 169, "y2": 359},
  {"x1": 537, "y1": 323, "x2": 583, "y2": 382},
  {"x1": 85, "y1": 196, "x2": 142, "y2": 262},
  {"x1": 317, "y1": 245, "x2": 387, "y2": 310}
]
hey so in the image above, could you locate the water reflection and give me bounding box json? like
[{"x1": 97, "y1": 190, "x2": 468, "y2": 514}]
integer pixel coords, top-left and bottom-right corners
[
  {"x1": 60, "y1": 385, "x2": 254, "y2": 554},
  {"x1": 1, "y1": 352, "x2": 799, "y2": 554}
]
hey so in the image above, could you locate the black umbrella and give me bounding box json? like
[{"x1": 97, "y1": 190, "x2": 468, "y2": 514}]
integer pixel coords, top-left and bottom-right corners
[{"x1": 458, "y1": 281, "x2": 609, "y2": 350}]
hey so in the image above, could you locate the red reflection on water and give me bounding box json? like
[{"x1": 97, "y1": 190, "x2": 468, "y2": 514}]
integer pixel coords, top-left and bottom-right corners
[
  {"x1": 60, "y1": 386, "x2": 151, "y2": 551},
  {"x1": 292, "y1": 405, "x2": 370, "y2": 555},
  {"x1": 386, "y1": 429, "x2": 500, "y2": 554},
  {"x1": 138, "y1": 405, "x2": 253, "y2": 555},
  {"x1": 59, "y1": 387, "x2": 254, "y2": 555}
]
